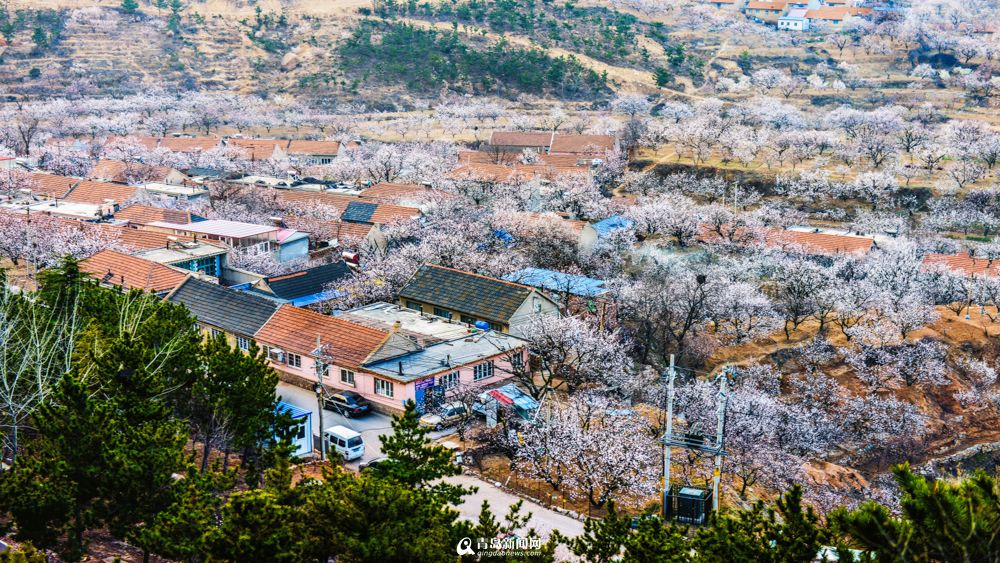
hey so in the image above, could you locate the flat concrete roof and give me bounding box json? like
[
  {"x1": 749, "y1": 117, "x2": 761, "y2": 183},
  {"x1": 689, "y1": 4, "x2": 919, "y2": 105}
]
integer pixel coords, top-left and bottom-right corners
[{"x1": 340, "y1": 302, "x2": 473, "y2": 340}]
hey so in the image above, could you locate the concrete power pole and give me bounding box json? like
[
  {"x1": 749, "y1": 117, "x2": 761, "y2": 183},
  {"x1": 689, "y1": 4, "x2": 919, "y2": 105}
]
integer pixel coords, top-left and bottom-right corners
[
  {"x1": 712, "y1": 367, "x2": 732, "y2": 513},
  {"x1": 662, "y1": 354, "x2": 676, "y2": 518},
  {"x1": 312, "y1": 334, "x2": 329, "y2": 461},
  {"x1": 662, "y1": 363, "x2": 734, "y2": 518}
]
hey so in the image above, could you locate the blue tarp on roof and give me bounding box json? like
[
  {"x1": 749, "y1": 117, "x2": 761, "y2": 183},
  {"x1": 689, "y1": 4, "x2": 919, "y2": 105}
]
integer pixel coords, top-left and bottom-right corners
[
  {"x1": 590, "y1": 215, "x2": 634, "y2": 238},
  {"x1": 342, "y1": 201, "x2": 378, "y2": 223},
  {"x1": 503, "y1": 267, "x2": 608, "y2": 298}
]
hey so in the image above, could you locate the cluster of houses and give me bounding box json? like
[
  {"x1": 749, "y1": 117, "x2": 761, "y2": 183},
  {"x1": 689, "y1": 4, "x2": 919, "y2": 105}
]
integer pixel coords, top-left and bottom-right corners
[
  {"x1": 7, "y1": 129, "x2": 994, "y2": 427},
  {"x1": 705, "y1": 0, "x2": 874, "y2": 31}
]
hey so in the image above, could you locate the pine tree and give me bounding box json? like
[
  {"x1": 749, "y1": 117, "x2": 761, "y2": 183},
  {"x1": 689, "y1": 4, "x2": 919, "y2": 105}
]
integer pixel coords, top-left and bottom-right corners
[
  {"x1": 695, "y1": 485, "x2": 827, "y2": 563},
  {"x1": 373, "y1": 399, "x2": 468, "y2": 504},
  {"x1": 831, "y1": 464, "x2": 1000, "y2": 561},
  {"x1": 120, "y1": 0, "x2": 139, "y2": 14}
]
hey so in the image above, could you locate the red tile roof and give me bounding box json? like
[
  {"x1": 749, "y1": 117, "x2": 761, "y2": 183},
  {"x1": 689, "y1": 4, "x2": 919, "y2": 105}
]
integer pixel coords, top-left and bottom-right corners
[
  {"x1": 255, "y1": 305, "x2": 390, "y2": 369},
  {"x1": 29, "y1": 173, "x2": 78, "y2": 199},
  {"x1": 89, "y1": 159, "x2": 175, "y2": 184},
  {"x1": 276, "y1": 191, "x2": 421, "y2": 225},
  {"x1": 359, "y1": 182, "x2": 432, "y2": 201},
  {"x1": 490, "y1": 131, "x2": 553, "y2": 148},
  {"x1": 114, "y1": 204, "x2": 194, "y2": 226},
  {"x1": 226, "y1": 138, "x2": 289, "y2": 160},
  {"x1": 922, "y1": 253, "x2": 1000, "y2": 277},
  {"x1": 65, "y1": 180, "x2": 140, "y2": 205},
  {"x1": 80, "y1": 250, "x2": 188, "y2": 293},
  {"x1": 747, "y1": 1, "x2": 786, "y2": 10},
  {"x1": 287, "y1": 140, "x2": 341, "y2": 156},
  {"x1": 158, "y1": 136, "x2": 221, "y2": 152},
  {"x1": 765, "y1": 229, "x2": 874, "y2": 256},
  {"x1": 549, "y1": 134, "x2": 615, "y2": 155}
]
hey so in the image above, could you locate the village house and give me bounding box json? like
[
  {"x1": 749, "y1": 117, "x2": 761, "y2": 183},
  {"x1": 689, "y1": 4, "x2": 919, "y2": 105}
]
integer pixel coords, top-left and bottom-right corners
[
  {"x1": 165, "y1": 276, "x2": 281, "y2": 351},
  {"x1": 141, "y1": 218, "x2": 310, "y2": 263},
  {"x1": 922, "y1": 252, "x2": 1000, "y2": 277},
  {"x1": 804, "y1": 5, "x2": 872, "y2": 26},
  {"x1": 225, "y1": 138, "x2": 289, "y2": 161},
  {"x1": 338, "y1": 302, "x2": 527, "y2": 413},
  {"x1": 64, "y1": 179, "x2": 142, "y2": 211},
  {"x1": 25, "y1": 172, "x2": 79, "y2": 201},
  {"x1": 132, "y1": 238, "x2": 230, "y2": 279},
  {"x1": 158, "y1": 136, "x2": 221, "y2": 153},
  {"x1": 397, "y1": 263, "x2": 561, "y2": 336},
  {"x1": 89, "y1": 159, "x2": 188, "y2": 186},
  {"x1": 236, "y1": 260, "x2": 355, "y2": 307},
  {"x1": 745, "y1": 0, "x2": 788, "y2": 22},
  {"x1": 80, "y1": 250, "x2": 190, "y2": 295},
  {"x1": 487, "y1": 132, "x2": 615, "y2": 161},
  {"x1": 287, "y1": 140, "x2": 343, "y2": 165},
  {"x1": 778, "y1": 8, "x2": 811, "y2": 30}
]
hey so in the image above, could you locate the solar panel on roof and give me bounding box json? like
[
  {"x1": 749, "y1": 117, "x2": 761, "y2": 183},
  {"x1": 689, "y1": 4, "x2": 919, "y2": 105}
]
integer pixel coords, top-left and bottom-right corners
[{"x1": 342, "y1": 201, "x2": 378, "y2": 223}]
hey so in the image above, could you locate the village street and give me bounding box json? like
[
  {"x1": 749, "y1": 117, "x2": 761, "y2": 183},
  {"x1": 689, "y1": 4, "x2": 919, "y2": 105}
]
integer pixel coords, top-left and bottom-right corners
[{"x1": 278, "y1": 382, "x2": 586, "y2": 543}]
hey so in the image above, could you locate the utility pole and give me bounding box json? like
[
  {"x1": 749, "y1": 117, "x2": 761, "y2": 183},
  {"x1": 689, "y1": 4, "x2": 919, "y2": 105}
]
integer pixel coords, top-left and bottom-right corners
[
  {"x1": 312, "y1": 334, "x2": 329, "y2": 461},
  {"x1": 662, "y1": 354, "x2": 676, "y2": 518},
  {"x1": 712, "y1": 367, "x2": 732, "y2": 513},
  {"x1": 662, "y1": 363, "x2": 734, "y2": 519}
]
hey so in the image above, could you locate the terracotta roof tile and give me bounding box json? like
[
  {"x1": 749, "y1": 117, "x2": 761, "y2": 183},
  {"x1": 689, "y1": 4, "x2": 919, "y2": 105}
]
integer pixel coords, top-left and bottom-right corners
[
  {"x1": 489, "y1": 131, "x2": 554, "y2": 148},
  {"x1": 80, "y1": 249, "x2": 188, "y2": 293},
  {"x1": 89, "y1": 159, "x2": 174, "y2": 184},
  {"x1": 255, "y1": 305, "x2": 389, "y2": 369},
  {"x1": 922, "y1": 253, "x2": 1000, "y2": 277},
  {"x1": 287, "y1": 140, "x2": 341, "y2": 155},
  {"x1": 226, "y1": 138, "x2": 290, "y2": 160},
  {"x1": 747, "y1": 1, "x2": 787, "y2": 9},
  {"x1": 765, "y1": 229, "x2": 873, "y2": 256},
  {"x1": 359, "y1": 182, "x2": 432, "y2": 201},
  {"x1": 276, "y1": 191, "x2": 420, "y2": 224},
  {"x1": 549, "y1": 134, "x2": 615, "y2": 155},
  {"x1": 29, "y1": 173, "x2": 78, "y2": 199},
  {"x1": 65, "y1": 180, "x2": 140, "y2": 205},
  {"x1": 158, "y1": 137, "x2": 221, "y2": 152},
  {"x1": 114, "y1": 204, "x2": 193, "y2": 226}
]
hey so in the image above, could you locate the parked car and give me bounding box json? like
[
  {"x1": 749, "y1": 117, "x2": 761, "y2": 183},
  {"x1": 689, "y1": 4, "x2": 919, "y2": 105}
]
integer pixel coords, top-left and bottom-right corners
[
  {"x1": 359, "y1": 456, "x2": 389, "y2": 471},
  {"x1": 324, "y1": 390, "x2": 371, "y2": 418},
  {"x1": 419, "y1": 402, "x2": 468, "y2": 430},
  {"x1": 324, "y1": 425, "x2": 365, "y2": 461}
]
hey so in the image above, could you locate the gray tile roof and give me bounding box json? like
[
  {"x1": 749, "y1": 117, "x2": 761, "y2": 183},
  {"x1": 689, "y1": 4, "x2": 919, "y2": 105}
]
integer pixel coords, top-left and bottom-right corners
[
  {"x1": 398, "y1": 264, "x2": 533, "y2": 324},
  {"x1": 166, "y1": 277, "x2": 280, "y2": 336}
]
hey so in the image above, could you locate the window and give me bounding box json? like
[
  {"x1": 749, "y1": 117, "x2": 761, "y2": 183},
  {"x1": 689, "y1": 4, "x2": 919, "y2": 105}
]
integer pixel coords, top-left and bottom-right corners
[
  {"x1": 460, "y1": 315, "x2": 476, "y2": 325},
  {"x1": 532, "y1": 296, "x2": 542, "y2": 313},
  {"x1": 237, "y1": 336, "x2": 250, "y2": 351},
  {"x1": 375, "y1": 378, "x2": 394, "y2": 398},
  {"x1": 511, "y1": 351, "x2": 524, "y2": 371},
  {"x1": 433, "y1": 307, "x2": 453, "y2": 320},
  {"x1": 341, "y1": 369, "x2": 355, "y2": 386},
  {"x1": 474, "y1": 361, "x2": 494, "y2": 381},
  {"x1": 440, "y1": 372, "x2": 459, "y2": 390},
  {"x1": 489, "y1": 322, "x2": 504, "y2": 332},
  {"x1": 210, "y1": 328, "x2": 224, "y2": 339},
  {"x1": 288, "y1": 353, "x2": 302, "y2": 368},
  {"x1": 406, "y1": 300, "x2": 423, "y2": 313}
]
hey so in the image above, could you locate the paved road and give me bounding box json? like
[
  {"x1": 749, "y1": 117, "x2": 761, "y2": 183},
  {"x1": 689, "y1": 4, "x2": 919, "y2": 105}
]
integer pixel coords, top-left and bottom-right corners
[
  {"x1": 277, "y1": 382, "x2": 454, "y2": 468},
  {"x1": 449, "y1": 474, "x2": 585, "y2": 539},
  {"x1": 278, "y1": 383, "x2": 586, "y2": 547}
]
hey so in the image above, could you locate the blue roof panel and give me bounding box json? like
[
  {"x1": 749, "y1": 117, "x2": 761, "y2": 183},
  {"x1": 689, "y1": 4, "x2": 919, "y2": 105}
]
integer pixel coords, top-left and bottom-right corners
[
  {"x1": 591, "y1": 215, "x2": 634, "y2": 238},
  {"x1": 503, "y1": 268, "x2": 608, "y2": 298},
  {"x1": 276, "y1": 401, "x2": 310, "y2": 420},
  {"x1": 342, "y1": 201, "x2": 378, "y2": 223}
]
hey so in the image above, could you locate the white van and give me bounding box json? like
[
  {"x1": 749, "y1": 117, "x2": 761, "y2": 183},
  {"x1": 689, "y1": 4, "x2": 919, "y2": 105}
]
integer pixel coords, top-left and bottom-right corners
[{"x1": 324, "y1": 425, "x2": 365, "y2": 461}]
